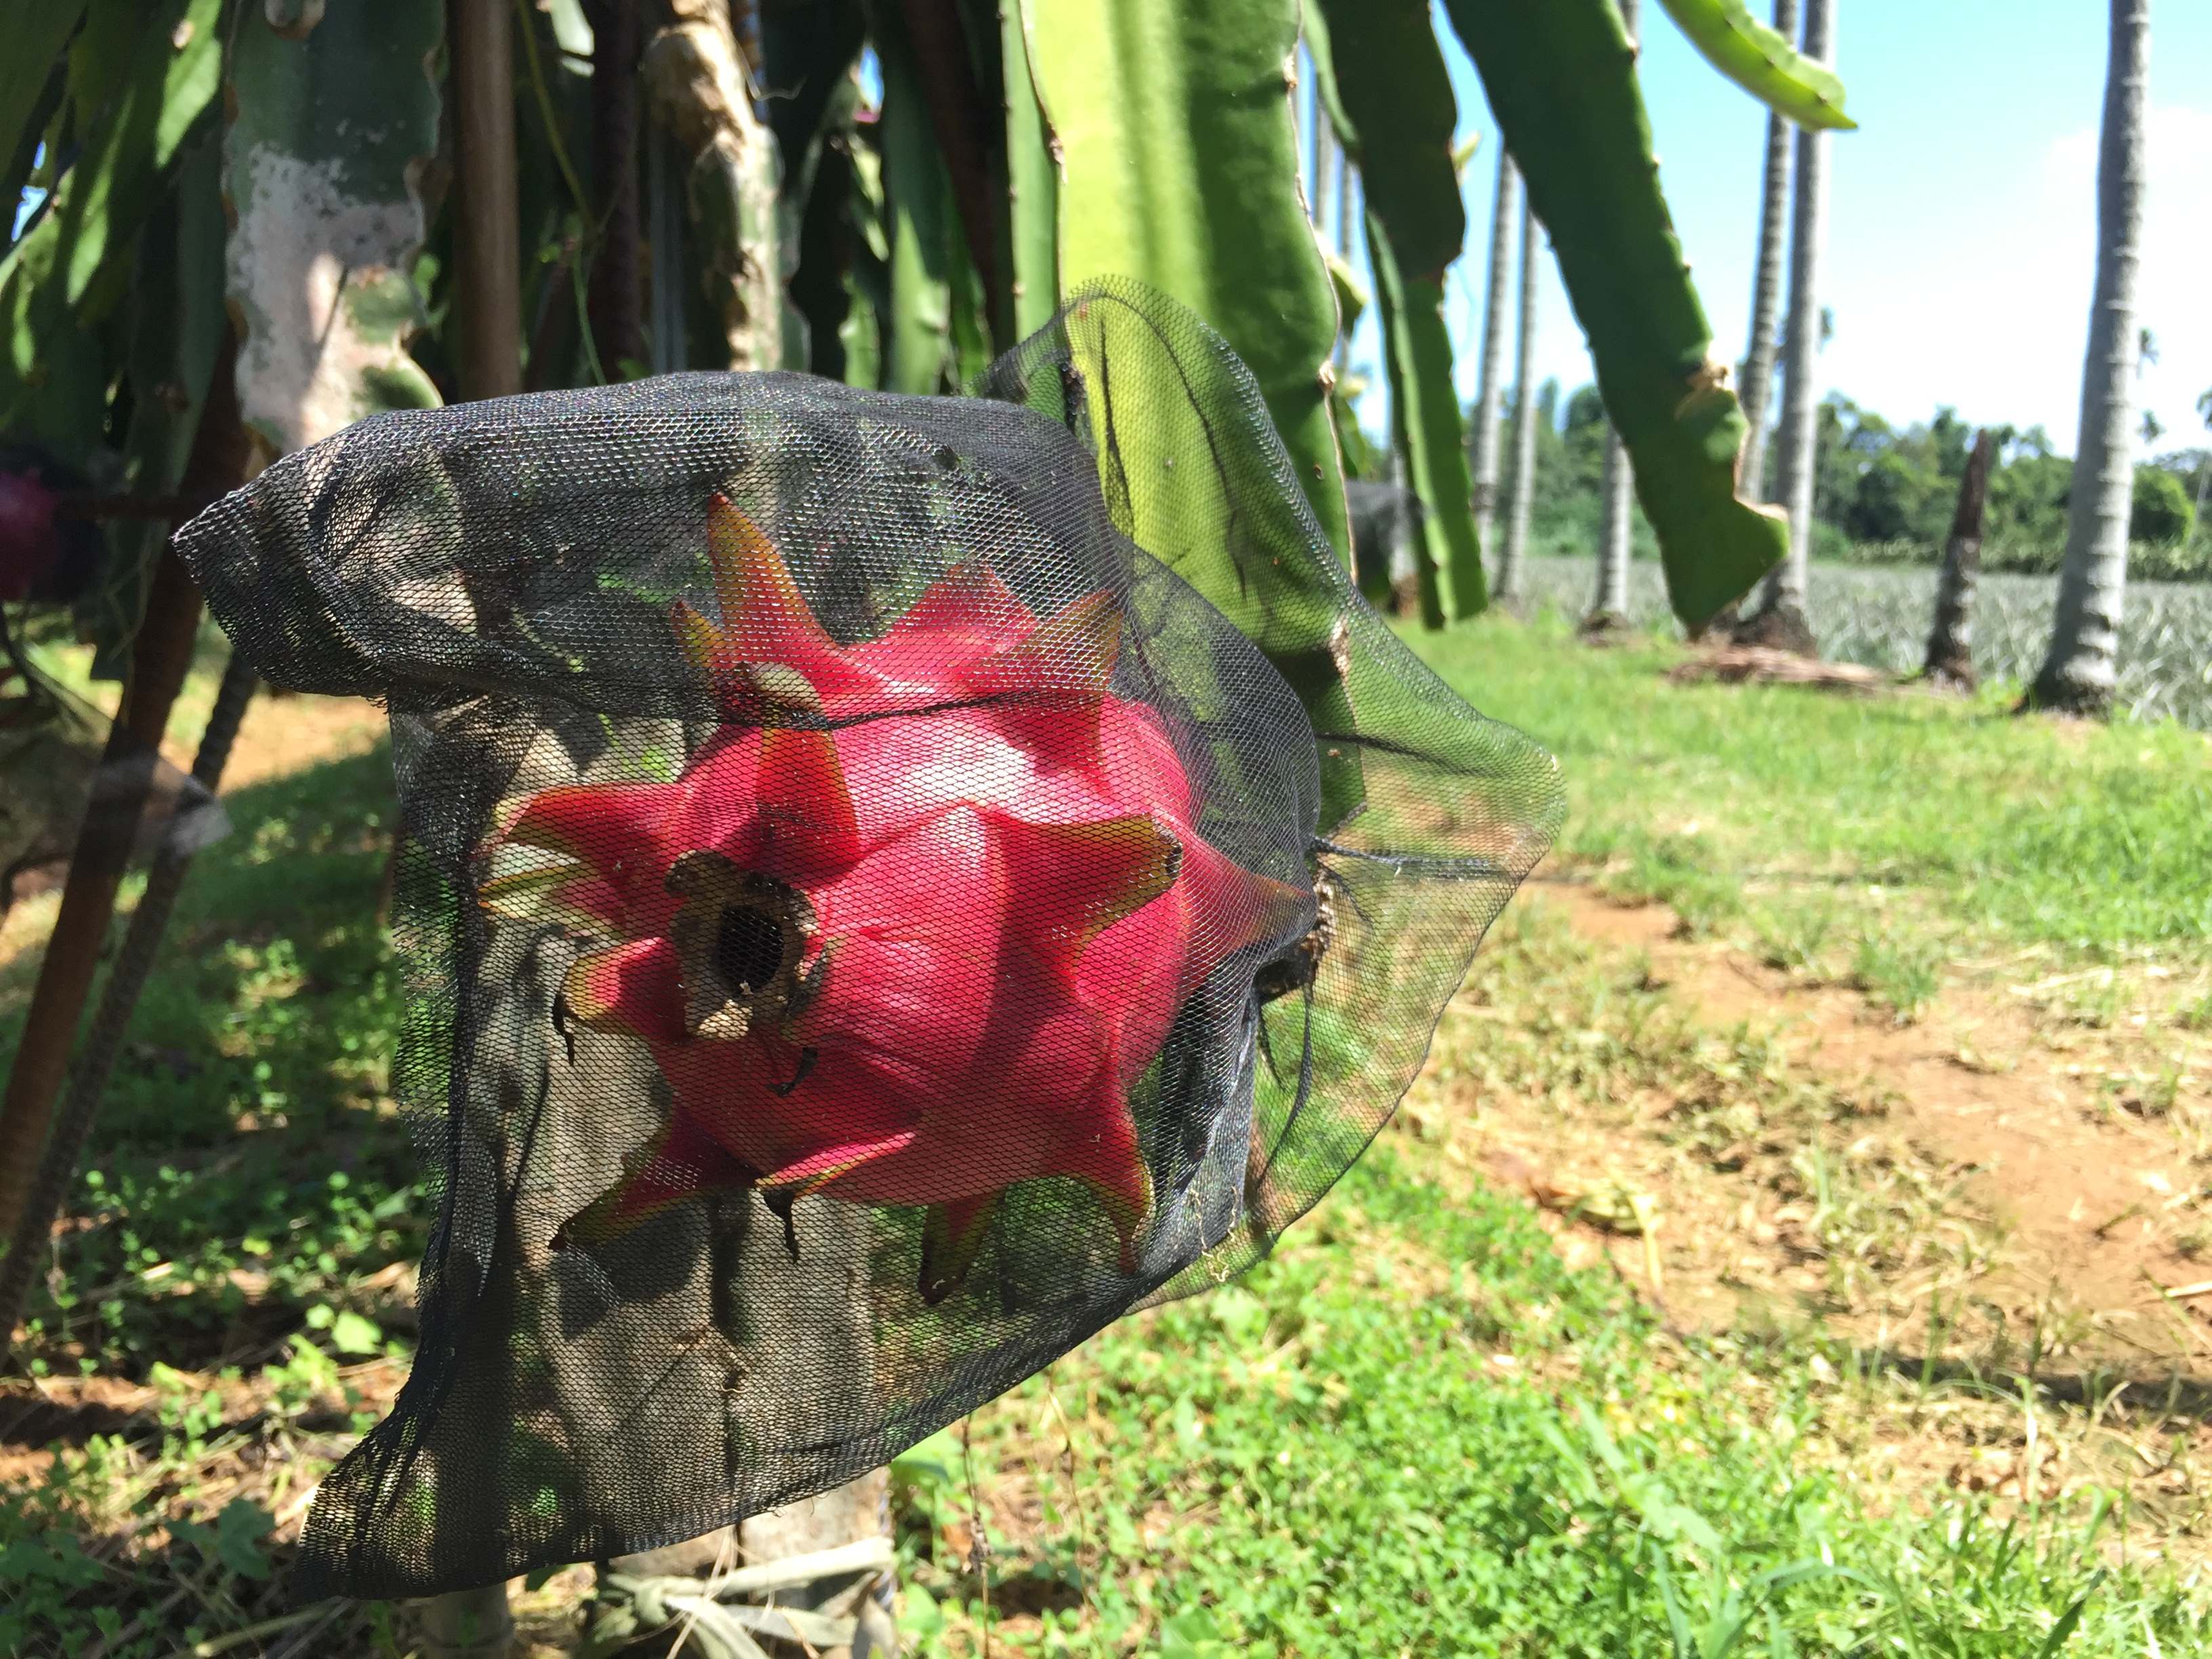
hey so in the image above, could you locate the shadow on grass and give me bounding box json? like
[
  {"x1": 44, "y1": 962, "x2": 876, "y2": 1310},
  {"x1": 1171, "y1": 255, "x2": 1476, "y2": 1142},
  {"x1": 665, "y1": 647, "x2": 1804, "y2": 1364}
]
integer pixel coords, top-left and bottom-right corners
[
  {"x1": 1872, "y1": 1349, "x2": 2212, "y2": 1423},
  {"x1": 1719, "y1": 1319, "x2": 2212, "y2": 1422},
  {"x1": 3, "y1": 743, "x2": 425, "y2": 1378}
]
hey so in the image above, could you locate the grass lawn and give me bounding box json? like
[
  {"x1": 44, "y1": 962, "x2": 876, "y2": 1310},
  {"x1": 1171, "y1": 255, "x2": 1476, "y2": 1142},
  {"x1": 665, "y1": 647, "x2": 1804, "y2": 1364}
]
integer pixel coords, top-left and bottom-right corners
[
  {"x1": 3, "y1": 613, "x2": 2209, "y2": 1656},
  {"x1": 1416, "y1": 615, "x2": 2212, "y2": 970}
]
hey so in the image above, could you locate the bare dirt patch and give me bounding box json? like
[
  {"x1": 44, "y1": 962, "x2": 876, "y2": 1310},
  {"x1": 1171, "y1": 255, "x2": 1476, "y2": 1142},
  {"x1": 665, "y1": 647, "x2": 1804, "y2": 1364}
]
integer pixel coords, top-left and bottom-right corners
[
  {"x1": 1575, "y1": 880, "x2": 2203, "y2": 1331},
  {"x1": 1668, "y1": 644, "x2": 1893, "y2": 694},
  {"x1": 1437, "y1": 871, "x2": 2212, "y2": 1378},
  {"x1": 1397, "y1": 872, "x2": 2212, "y2": 1561}
]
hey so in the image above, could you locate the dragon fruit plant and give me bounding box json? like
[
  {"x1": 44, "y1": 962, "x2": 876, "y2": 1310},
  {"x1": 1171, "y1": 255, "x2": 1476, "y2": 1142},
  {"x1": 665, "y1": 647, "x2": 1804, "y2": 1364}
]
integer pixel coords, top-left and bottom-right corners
[{"x1": 484, "y1": 495, "x2": 1309, "y2": 1301}]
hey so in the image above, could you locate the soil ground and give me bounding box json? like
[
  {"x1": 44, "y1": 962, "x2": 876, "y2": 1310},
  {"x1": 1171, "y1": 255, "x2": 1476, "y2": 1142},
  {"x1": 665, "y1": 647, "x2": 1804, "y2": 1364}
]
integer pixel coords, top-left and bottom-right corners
[{"x1": 1486, "y1": 874, "x2": 2212, "y2": 1378}]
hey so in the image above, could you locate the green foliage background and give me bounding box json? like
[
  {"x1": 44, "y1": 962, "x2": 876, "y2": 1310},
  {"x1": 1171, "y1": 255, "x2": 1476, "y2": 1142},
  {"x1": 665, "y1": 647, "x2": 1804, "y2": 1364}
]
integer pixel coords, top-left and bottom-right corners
[{"x1": 1451, "y1": 382, "x2": 2211, "y2": 581}]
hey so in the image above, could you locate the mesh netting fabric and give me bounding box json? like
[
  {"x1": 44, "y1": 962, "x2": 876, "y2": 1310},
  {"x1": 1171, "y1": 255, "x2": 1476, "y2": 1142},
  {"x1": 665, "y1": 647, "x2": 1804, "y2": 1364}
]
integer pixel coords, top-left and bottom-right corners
[{"x1": 172, "y1": 285, "x2": 1561, "y2": 1600}]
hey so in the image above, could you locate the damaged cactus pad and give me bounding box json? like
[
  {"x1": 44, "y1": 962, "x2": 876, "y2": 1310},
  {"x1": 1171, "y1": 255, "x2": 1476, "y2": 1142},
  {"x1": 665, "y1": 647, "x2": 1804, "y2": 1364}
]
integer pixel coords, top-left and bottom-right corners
[{"x1": 175, "y1": 288, "x2": 1561, "y2": 1599}]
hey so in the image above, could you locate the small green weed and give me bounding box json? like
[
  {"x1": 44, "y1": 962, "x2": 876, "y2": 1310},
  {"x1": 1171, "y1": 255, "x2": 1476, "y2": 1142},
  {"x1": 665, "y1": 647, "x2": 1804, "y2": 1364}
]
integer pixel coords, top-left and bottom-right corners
[
  {"x1": 1755, "y1": 899, "x2": 1844, "y2": 979},
  {"x1": 1850, "y1": 928, "x2": 1945, "y2": 1021}
]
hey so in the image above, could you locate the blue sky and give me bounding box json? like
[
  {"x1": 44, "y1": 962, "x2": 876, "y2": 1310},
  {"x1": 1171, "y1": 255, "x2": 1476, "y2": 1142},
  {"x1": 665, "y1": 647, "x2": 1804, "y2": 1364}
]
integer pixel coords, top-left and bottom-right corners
[{"x1": 1338, "y1": 0, "x2": 2212, "y2": 456}]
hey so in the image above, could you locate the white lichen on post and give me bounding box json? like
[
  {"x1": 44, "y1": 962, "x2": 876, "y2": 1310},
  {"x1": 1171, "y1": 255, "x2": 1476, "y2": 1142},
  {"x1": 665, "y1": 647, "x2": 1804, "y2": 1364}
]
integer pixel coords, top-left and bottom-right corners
[{"x1": 223, "y1": 4, "x2": 444, "y2": 466}]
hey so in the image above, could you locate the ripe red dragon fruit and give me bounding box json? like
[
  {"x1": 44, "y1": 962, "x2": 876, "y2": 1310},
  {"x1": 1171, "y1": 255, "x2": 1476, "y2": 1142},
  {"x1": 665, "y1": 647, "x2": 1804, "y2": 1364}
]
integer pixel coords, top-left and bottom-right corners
[
  {"x1": 0, "y1": 466, "x2": 60, "y2": 604},
  {"x1": 487, "y1": 494, "x2": 1306, "y2": 1300}
]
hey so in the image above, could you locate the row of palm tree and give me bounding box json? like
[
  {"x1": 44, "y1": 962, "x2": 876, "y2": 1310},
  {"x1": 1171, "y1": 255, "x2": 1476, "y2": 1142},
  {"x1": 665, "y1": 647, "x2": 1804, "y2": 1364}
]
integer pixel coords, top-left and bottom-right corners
[
  {"x1": 1443, "y1": 0, "x2": 2156, "y2": 718},
  {"x1": 1588, "y1": 0, "x2": 1645, "y2": 633}
]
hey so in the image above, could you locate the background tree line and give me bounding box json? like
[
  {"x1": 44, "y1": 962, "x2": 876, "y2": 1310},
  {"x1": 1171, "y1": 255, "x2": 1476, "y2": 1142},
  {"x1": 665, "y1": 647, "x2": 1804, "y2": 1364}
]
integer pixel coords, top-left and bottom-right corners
[
  {"x1": 1334, "y1": 0, "x2": 2171, "y2": 715},
  {"x1": 1450, "y1": 382, "x2": 2211, "y2": 583}
]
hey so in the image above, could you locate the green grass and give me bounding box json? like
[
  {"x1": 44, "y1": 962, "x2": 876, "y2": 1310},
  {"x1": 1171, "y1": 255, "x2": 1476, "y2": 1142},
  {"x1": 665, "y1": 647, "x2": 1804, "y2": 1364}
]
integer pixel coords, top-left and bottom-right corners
[
  {"x1": 1, "y1": 740, "x2": 422, "y2": 1658},
  {"x1": 904, "y1": 1145, "x2": 2207, "y2": 1656},
  {"x1": 3, "y1": 746, "x2": 419, "y2": 1380},
  {"x1": 5, "y1": 626, "x2": 2211, "y2": 1654},
  {"x1": 1414, "y1": 610, "x2": 2212, "y2": 966},
  {"x1": 901, "y1": 888, "x2": 2207, "y2": 1655}
]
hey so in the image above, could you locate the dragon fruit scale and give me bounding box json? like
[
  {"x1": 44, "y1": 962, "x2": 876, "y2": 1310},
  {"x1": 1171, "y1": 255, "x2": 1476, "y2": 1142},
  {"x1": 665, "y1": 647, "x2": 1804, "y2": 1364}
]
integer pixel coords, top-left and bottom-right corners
[{"x1": 485, "y1": 493, "x2": 1309, "y2": 1301}]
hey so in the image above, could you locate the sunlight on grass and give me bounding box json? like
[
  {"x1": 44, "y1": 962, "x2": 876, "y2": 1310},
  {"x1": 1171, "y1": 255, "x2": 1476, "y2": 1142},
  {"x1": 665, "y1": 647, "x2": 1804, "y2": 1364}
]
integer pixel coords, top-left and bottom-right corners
[
  {"x1": 7, "y1": 630, "x2": 2211, "y2": 1655},
  {"x1": 1414, "y1": 611, "x2": 2212, "y2": 966},
  {"x1": 903, "y1": 1144, "x2": 2209, "y2": 1656}
]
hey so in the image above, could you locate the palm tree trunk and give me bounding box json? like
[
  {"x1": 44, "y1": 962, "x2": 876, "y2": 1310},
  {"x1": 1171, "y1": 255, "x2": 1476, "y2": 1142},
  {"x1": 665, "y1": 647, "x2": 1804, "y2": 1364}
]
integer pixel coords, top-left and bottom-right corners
[
  {"x1": 1923, "y1": 428, "x2": 1996, "y2": 689},
  {"x1": 2031, "y1": 0, "x2": 2150, "y2": 716},
  {"x1": 2192, "y1": 409, "x2": 2209, "y2": 524},
  {"x1": 1736, "y1": 0, "x2": 1799, "y2": 504},
  {"x1": 2194, "y1": 390, "x2": 2211, "y2": 522},
  {"x1": 1494, "y1": 191, "x2": 1538, "y2": 609},
  {"x1": 1740, "y1": 0, "x2": 1832, "y2": 656},
  {"x1": 1589, "y1": 437, "x2": 1633, "y2": 631},
  {"x1": 1469, "y1": 149, "x2": 1518, "y2": 563},
  {"x1": 1588, "y1": 0, "x2": 1641, "y2": 635}
]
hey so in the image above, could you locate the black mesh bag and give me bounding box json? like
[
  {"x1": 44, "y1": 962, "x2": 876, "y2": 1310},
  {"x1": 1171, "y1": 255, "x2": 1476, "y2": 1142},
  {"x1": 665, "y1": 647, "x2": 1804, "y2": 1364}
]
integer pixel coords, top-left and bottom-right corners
[{"x1": 173, "y1": 284, "x2": 1561, "y2": 1600}]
